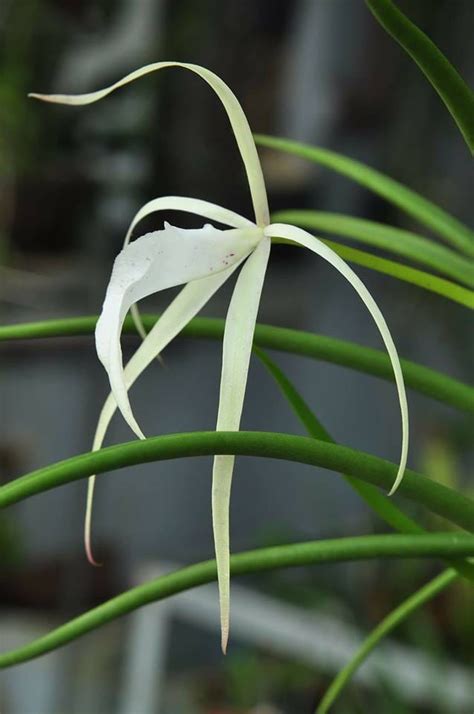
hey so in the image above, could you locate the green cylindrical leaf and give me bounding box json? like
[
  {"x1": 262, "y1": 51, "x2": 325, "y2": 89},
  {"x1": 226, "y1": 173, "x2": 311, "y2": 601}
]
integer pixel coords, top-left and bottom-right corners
[
  {"x1": 1, "y1": 316, "x2": 473, "y2": 413},
  {"x1": 366, "y1": 0, "x2": 474, "y2": 153},
  {"x1": 322, "y1": 239, "x2": 473, "y2": 308},
  {"x1": 255, "y1": 134, "x2": 474, "y2": 256},
  {"x1": 271, "y1": 232, "x2": 473, "y2": 307},
  {"x1": 272, "y1": 210, "x2": 473, "y2": 287},
  {"x1": 0, "y1": 536, "x2": 471, "y2": 669},
  {"x1": 2, "y1": 432, "x2": 473, "y2": 531},
  {"x1": 316, "y1": 568, "x2": 458, "y2": 713}
]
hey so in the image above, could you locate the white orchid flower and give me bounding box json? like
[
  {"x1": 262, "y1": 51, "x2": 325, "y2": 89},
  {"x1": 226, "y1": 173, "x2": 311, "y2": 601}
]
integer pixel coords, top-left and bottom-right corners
[{"x1": 30, "y1": 62, "x2": 408, "y2": 653}]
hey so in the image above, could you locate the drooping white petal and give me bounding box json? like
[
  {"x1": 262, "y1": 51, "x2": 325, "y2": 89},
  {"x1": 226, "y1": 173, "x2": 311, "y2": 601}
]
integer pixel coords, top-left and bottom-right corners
[
  {"x1": 212, "y1": 236, "x2": 271, "y2": 653},
  {"x1": 96, "y1": 223, "x2": 261, "y2": 439},
  {"x1": 85, "y1": 263, "x2": 243, "y2": 564},
  {"x1": 29, "y1": 62, "x2": 269, "y2": 226},
  {"x1": 264, "y1": 223, "x2": 408, "y2": 494},
  {"x1": 88, "y1": 200, "x2": 255, "y2": 564}
]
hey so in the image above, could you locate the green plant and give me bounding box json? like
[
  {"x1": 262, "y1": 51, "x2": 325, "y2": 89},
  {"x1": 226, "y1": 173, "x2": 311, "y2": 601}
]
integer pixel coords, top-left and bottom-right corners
[
  {"x1": 28, "y1": 61, "x2": 410, "y2": 653},
  {"x1": 0, "y1": 0, "x2": 472, "y2": 710}
]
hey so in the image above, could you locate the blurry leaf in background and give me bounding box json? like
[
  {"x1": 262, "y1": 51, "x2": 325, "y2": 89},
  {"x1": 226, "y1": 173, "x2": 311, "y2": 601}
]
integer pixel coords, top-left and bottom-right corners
[
  {"x1": 315, "y1": 568, "x2": 457, "y2": 714},
  {"x1": 421, "y1": 435, "x2": 459, "y2": 492},
  {"x1": 0, "y1": 0, "x2": 41, "y2": 267},
  {"x1": 419, "y1": 431, "x2": 474, "y2": 532},
  {"x1": 271, "y1": 210, "x2": 473, "y2": 287},
  {"x1": 0, "y1": 515, "x2": 24, "y2": 567},
  {"x1": 254, "y1": 135, "x2": 474, "y2": 257},
  {"x1": 0, "y1": 0, "x2": 41, "y2": 177},
  {"x1": 270, "y1": 231, "x2": 474, "y2": 308},
  {"x1": 365, "y1": 0, "x2": 474, "y2": 154}
]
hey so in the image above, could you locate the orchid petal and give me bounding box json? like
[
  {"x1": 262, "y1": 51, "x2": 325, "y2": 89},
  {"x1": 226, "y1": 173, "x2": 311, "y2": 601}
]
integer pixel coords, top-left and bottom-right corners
[
  {"x1": 121, "y1": 196, "x2": 253, "y2": 341},
  {"x1": 95, "y1": 223, "x2": 261, "y2": 439},
  {"x1": 88, "y1": 198, "x2": 253, "y2": 564},
  {"x1": 265, "y1": 223, "x2": 408, "y2": 495},
  {"x1": 212, "y1": 236, "x2": 271, "y2": 652},
  {"x1": 124, "y1": 197, "x2": 253, "y2": 250},
  {"x1": 29, "y1": 63, "x2": 269, "y2": 226},
  {"x1": 85, "y1": 263, "x2": 243, "y2": 564}
]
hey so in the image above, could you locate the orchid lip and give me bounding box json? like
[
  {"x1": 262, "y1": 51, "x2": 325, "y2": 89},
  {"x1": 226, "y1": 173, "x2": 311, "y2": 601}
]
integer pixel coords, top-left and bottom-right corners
[{"x1": 94, "y1": 222, "x2": 263, "y2": 443}]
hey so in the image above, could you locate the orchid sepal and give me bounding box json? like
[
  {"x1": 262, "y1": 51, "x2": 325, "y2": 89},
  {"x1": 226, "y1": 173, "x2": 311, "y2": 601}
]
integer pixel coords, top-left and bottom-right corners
[
  {"x1": 95, "y1": 222, "x2": 262, "y2": 440},
  {"x1": 264, "y1": 223, "x2": 409, "y2": 493}
]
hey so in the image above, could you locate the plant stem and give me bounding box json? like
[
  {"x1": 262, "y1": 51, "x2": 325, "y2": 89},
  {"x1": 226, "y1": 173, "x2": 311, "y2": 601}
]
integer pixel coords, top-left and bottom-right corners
[
  {"x1": 322, "y1": 239, "x2": 473, "y2": 308},
  {"x1": 2, "y1": 432, "x2": 473, "y2": 531},
  {"x1": 0, "y1": 537, "x2": 470, "y2": 669},
  {"x1": 315, "y1": 568, "x2": 457, "y2": 713},
  {"x1": 271, "y1": 210, "x2": 473, "y2": 286},
  {"x1": 254, "y1": 134, "x2": 474, "y2": 255},
  {"x1": 270, "y1": 233, "x2": 474, "y2": 307},
  {"x1": 365, "y1": 0, "x2": 474, "y2": 154},
  {"x1": 1, "y1": 316, "x2": 472, "y2": 413}
]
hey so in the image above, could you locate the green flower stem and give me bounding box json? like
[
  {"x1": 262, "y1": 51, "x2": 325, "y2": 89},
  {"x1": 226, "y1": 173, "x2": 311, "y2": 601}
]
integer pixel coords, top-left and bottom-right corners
[
  {"x1": 255, "y1": 347, "x2": 474, "y2": 579},
  {"x1": 271, "y1": 235, "x2": 474, "y2": 308},
  {"x1": 365, "y1": 0, "x2": 474, "y2": 154},
  {"x1": 2, "y1": 432, "x2": 474, "y2": 531},
  {"x1": 1, "y1": 316, "x2": 472, "y2": 414},
  {"x1": 0, "y1": 537, "x2": 471, "y2": 669},
  {"x1": 254, "y1": 134, "x2": 474, "y2": 256},
  {"x1": 315, "y1": 567, "x2": 457, "y2": 713},
  {"x1": 271, "y1": 210, "x2": 473, "y2": 287}
]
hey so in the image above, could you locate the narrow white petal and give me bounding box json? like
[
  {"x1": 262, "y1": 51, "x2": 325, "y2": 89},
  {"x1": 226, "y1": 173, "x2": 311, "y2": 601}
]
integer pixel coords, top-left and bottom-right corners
[
  {"x1": 85, "y1": 264, "x2": 242, "y2": 564},
  {"x1": 88, "y1": 202, "x2": 256, "y2": 565},
  {"x1": 29, "y1": 63, "x2": 269, "y2": 226},
  {"x1": 212, "y1": 236, "x2": 271, "y2": 653},
  {"x1": 96, "y1": 223, "x2": 261, "y2": 438},
  {"x1": 265, "y1": 223, "x2": 408, "y2": 494},
  {"x1": 130, "y1": 303, "x2": 148, "y2": 341}
]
